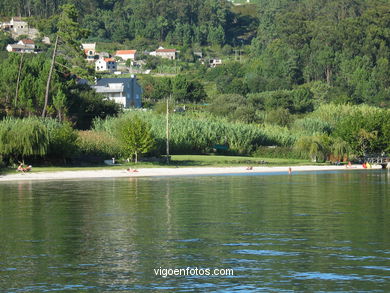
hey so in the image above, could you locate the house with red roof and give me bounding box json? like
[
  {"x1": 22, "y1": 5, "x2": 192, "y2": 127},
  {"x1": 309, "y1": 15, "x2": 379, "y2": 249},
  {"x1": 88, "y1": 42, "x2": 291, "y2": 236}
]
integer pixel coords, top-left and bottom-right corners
[
  {"x1": 115, "y1": 50, "x2": 137, "y2": 61},
  {"x1": 155, "y1": 47, "x2": 177, "y2": 60},
  {"x1": 6, "y1": 39, "x2": 37, "y2": 53},
  {"x1": 95, "y1": 57, "x2": 117, "y2": 72},
  {"x1": 82, "y1": 43, "x2": 98, "y2": 62}
]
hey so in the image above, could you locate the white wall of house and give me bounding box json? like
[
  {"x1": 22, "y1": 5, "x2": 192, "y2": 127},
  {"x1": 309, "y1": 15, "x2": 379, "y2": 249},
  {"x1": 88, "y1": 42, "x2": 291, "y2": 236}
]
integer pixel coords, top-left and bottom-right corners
[
  {"x1": 116, "y1": 51, "x2": 137, "y2": 61},
  {"x1": 156, "y1": 49, "x2": 176, "y2": 60},
  {"x1": 95, "y1": 59, "x2": 117, "y2": 72}
]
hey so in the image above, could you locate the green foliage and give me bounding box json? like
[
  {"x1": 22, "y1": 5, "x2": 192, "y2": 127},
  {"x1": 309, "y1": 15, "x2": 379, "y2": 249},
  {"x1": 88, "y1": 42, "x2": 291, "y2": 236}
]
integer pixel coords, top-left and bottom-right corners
[
  {"x1": 334, "y1": 109, "x2": 390, "y2": 155},
  {"x1": 248, "y1": 88, "x2": 313, "y2": 114},
  {"x1": 249, "y1": 0, "x2": 390, "y2": 107},
  {"x1": 0, "y1": 117, "x2": 49, "y2": 163},
  {"x1": 67, "y1": 85, "x2": 121, "y2": 129},
  {"x1": 264, "y1": 108, "x2": 293, "y2": 127},
  {"x1": 139, "y1": 75, "x2": 206, "y2": 106},
  {"x1": 208, "y1": 94, "x2": 256, "y2": 123},
  {"x1": 116, "y1": 115, "x2": 156, "y2": 163},
  {"x1": 172, "y1": 75, "x2": 207, "y2": 103},
  {"x1": 253, "y1": 146, "x2": 304, "y2": 159},
  {"x1": 292, "y1": 117, "x2": 333, "y2": 136},
  {"x1": 76, "y1": 130, "x2": 121, "y2": 158},
  {"x1": 0, "y1": 53, "x2": 119, "y2": 128},
  {"x1": 44, "y1": 119, "x2": 78, "y2": 161},
  {"x1": 94, "y1": 111, "x2": 297, "y2": 156},
  {"x1": 57, "y1": 4, "x2": 90, "y2": 55},
  {"x1": 294, "y1": 135, "x2": 330, "y2": 163}
]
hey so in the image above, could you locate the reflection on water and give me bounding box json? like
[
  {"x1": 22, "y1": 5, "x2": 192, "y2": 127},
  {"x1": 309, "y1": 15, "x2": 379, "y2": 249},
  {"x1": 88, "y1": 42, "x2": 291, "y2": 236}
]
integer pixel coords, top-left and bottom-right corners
[{"x1": 0, "y1": 170, "x2": 389, "y2": 292}]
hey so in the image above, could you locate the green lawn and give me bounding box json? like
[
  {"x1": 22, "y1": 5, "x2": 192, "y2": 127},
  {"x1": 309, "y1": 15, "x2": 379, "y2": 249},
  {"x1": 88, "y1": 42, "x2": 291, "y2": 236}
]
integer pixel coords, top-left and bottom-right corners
[
  {"x1": 171, "y1": 155, "x2": 310, "y2": 167},
  {"x1": 1, "y1": 155, "x2": 314, "y2": 175}
]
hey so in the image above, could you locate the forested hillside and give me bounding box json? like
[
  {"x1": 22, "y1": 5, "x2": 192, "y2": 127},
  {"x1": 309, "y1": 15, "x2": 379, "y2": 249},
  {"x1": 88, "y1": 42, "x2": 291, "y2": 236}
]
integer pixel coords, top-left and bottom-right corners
[
  {"x1": 0, "y1": 0, "x2": 389, "y2": 167},
  {"x1": 0, "y1": 0, "x2": 256, "y2": 46},
  {"x1": 249, "y1": 0, "x2": 390, "y2": 106}
]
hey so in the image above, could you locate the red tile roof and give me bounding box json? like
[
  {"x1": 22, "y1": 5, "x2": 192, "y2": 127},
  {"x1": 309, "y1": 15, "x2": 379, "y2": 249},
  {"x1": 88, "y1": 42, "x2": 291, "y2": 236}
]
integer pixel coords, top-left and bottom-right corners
[
  {"x1": 21, "y1": 39, "x2": 34, "y2": 44},
  {"x1": 116, "y1": 50, "x2": 137, "y2": 55},
  {"x1": 104, "y1": 58, "x2": 116, "y2": 62}
]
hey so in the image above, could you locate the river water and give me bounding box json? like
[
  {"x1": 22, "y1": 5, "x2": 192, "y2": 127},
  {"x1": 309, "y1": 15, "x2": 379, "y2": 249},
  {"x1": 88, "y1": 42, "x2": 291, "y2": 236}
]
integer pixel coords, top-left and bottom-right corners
[{"x1": 0, "y1": 170, "x2": 389, "y2": 292}]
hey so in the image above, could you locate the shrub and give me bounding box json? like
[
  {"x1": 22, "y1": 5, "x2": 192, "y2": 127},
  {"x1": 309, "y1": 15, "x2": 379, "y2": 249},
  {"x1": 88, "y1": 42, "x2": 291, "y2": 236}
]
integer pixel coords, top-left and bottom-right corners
[
  {"x1": 76, "y1": 131, "x2": 122, "y2": 158},
  {"x1": 43, "y1": 119, "x2": 78, "y2": 161},
  {"x1": 93, "y1": 111, "x2": 298, "y2": 155},
  {"x1": 0, "y1": 117, "x2": 49, "y2": 163},
  {"x1": 292, "y1": 117, "x2": 333, "y2": 135},
  {"x1": 253, "y1": 146, "x2": 304, "y2": 159},
  {"x1": 116, "y1": 115, "x2": 156, "y2": 163}
]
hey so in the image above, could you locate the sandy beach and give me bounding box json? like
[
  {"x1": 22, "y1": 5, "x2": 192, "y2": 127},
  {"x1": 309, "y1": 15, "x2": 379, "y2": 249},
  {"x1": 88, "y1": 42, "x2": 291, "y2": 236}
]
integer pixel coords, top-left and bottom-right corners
[{"x1": 0, "y1": 164, "x2": 383, "y2": 182}]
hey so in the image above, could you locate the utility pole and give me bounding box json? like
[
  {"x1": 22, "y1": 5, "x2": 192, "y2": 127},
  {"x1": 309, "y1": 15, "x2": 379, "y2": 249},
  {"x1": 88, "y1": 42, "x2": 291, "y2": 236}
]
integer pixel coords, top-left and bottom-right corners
[{"x1": 166, "y1": 95, "x2": 170, "y2": 164}]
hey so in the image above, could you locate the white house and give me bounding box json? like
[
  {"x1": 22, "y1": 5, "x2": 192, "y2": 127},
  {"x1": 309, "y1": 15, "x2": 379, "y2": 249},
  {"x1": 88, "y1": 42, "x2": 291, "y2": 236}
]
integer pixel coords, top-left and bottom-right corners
[
  {"x1": 95, "y1": 58, "x2": 117, "y2": 72},
  {"x1": 10, "y1": 17, "x2": 28, "y2": 31},
  {"x1": 6, "y1": 39, "x2": 36, "y2": 53},
  {"x1": 115, "y1": 50, "x2": 137, "y2": 61},
  {"x1": 209, "y1": 58, "x2": 223, "y2": 68},
  {"x1": 155, "y1": 48, "x2": 177, "y2": 60},
  {"x1": 18, "y1": 39, "x2": 35, "y2": 48},
  {"x1": 1, "y1": 17, "x2": 39, "y2": 39},
  {"x1": 82, "y1": 43, "x2": 98, "y2": 62}
]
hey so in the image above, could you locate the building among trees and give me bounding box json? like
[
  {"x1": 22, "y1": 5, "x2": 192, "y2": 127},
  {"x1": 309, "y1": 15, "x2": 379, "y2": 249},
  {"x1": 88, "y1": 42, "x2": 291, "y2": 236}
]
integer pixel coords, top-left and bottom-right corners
[
  {"x1": 95, "y1": 57, "x2": 117, "y2": 72},
  {"x1": 91, "y1": 77, "x2": 142, "y2": 108},
  {"x1": 6, "y1": 39, "x2": 37, "y2": 53},
  {"x1": 154, "y1": 48, "x2": 177, "y2": 60},
  {"x1": 115, "y1": 50, "x2": 137, "y2": 61}
]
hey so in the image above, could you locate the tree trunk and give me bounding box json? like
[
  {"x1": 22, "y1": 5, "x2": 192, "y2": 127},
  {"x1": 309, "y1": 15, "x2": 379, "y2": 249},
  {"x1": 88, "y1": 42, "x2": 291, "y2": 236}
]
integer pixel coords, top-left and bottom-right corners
[
  {"x1": 15, "y1": 53, "x2": 24, "y2": 110},
  {"x1": 325, "y1": 66, "x2": 332, "y2": 85},
  {"x1": 42, "y1": 35, "x2": 58, "y2": 118},
  {"x1": 135, "y1": 152, "x2": 138, "y2": 164}
]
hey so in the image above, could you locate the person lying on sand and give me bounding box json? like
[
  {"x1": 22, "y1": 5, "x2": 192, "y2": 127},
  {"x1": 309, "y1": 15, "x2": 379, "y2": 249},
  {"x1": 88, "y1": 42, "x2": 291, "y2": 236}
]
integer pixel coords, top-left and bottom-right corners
[
  {"x1": 17, "y1": 164, "x2": 32, "y2": 173},
  {"x1": 126, "y1": 168, "x2": 139, "y2": 173}
]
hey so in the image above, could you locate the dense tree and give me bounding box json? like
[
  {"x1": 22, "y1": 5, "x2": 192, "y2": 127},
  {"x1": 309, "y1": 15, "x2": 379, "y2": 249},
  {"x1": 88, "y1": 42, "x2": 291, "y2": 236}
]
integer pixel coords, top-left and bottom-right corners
[{"x1": 116, "y1": 115, "x2": 155, "y2": 163}]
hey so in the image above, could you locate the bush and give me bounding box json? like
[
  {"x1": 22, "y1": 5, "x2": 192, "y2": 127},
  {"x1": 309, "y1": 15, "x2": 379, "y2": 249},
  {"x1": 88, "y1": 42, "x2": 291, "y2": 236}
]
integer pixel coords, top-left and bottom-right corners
[
  {"x1": 115, "y1": 115, "x2": 156, "y2": 163},
  {"x1": 93, "y1": 111, "x2": 298, "y2": 155},
  {"x1": 334, "y1": 109, "x2": 390, "y2": 155},
  {"x1": 76, "y1": 131, "x2": 122, "y2": 159},
  {"x1": 43, "y1": 119, "x2": 78, "y2": 162},
  {"x1": 264, "y1": 108, "x2": 293, "y2": 127},
  {"x1": 0, "y1": 117, "x2": 49, "y2": 164},
  {"x1": 292, "y1": 117, "x2": 333, "y2": 135},
  {"x1": 247, "y1": 88, "x2": 313, "y2": 114}
]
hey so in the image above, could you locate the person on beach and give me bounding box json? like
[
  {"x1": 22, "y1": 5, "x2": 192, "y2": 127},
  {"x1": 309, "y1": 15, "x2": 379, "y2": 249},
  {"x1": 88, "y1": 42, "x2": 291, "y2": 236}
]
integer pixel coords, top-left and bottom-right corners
[
  {"x1": 246, "y1": 166, "x2": 253, "y2": 170},
  {"x1": 17, "y1": 164, "x2": 32, "y2": 172},
  {"x1": 126, "y1": 168, "x2": 138, "y2": 173},
  {"x1": 288, "y1": 167, "x2": 292, "y2": 174}
]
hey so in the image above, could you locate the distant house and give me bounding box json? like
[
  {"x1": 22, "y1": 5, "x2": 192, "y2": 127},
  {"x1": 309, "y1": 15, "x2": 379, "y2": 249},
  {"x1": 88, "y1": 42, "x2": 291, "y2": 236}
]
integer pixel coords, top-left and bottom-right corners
[
  {"x1": 115, "y1": 50, "x2": 137, "y2": 61},
  {"x1": 91, "y1": 77, "x2": 142, "y2": 108},
  {"x1": 1, "y1": 17, "x2": 39, "y2": 39},
  {"x1": 209, "y1": 58, "x2": 223, "y2": 68},
  {"x1": 82, "y1": 43, "x2": 98, "y2": 62},
  {"x1": 155, "y1": 48, "x2": 177, "y2": 60},
  {"x1": 6, "y1": 39, "x2": 36, "y2": 53},
  {"x1": 95, "y1": 58, "x2": 117, "y2": 72},
  {"x1": 10, "y1": 17, "x2": 28, "y2": 31}
]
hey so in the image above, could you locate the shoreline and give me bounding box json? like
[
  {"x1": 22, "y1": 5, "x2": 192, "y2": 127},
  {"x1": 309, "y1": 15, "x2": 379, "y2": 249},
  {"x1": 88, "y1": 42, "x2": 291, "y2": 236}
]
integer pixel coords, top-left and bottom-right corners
[{"x1": 0, "y1": 165, "x2": 383, "y2": 182}]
